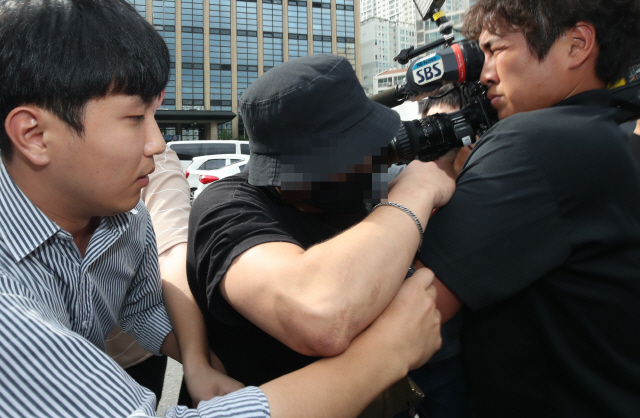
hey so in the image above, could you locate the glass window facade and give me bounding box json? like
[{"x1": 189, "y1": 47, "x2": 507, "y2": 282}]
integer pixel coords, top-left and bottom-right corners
[
  {"x1": 182, "y1": 0, "x2": 205, "y2": 109},
  {"x1": 287, "y1": 0, "x2": 308, "y2": 59},
  {"x1": 131, "y1": 1, "x2": 358, "y2": 139},
  {"x1": 336, "y1": 0, "x2": 355, "y2": 68},
  {"x1": 159, "y1": 124, "x2": 177, "y2": 136},
  {"x1": 182, "y1": 124, "x2": 205, "y2": 141},
  {"x1": 237, "y1": 0, "x2": 259, "y2": 137},
  {"x1": 263, "y1": 0, "x2": 284, "y2": 71},
  {"x1": 218, "y1": 121, "x2": 233, "y2": 139},
  {"x1": 312, "y1": 1, "x2": 331, "y2": 55},
  {"x1": 153, "y1": 1, "x2": 177, "y2": 109},
  {"x1": 210, "y1": 0, "x2": 232, "y2": 110},
  {"x1": 126, "y1": 0, "x2": 146, "y2": 17}
]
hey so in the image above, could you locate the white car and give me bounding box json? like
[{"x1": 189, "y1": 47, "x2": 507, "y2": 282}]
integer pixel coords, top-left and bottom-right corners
[
  {"x1": 193, "y1": 157, "x2": 250, "y2": 201},
  {"x1": 185, "y1": 154, "x2": 248, "y2": 192},
  {"x1": 167, "y1": 140, "x2": 250, "y2": 171}
]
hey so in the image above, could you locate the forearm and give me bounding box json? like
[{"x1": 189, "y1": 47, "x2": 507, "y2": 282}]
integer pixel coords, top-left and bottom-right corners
[
  {"x1": 260, "y1": 326, "x2": 407, "y2": 418},
  {"x1": 260, "y1": 268, "x2": 441, "y2": 418},
  {"x1": 225, "y1": 159, "x2": 456, "y2": 356},
  {"x1": 294, "y1": 187, "x2": 438, "y2": 340},
  {"x1": 160, "y1": 243, "x2": 210, "y2": 369},
  {"x1": 227, "y1": 190, "x2": 439, "y2": 356},
  {"x1": 301, "y1": 206, "x2": 428, "y2": 325}
]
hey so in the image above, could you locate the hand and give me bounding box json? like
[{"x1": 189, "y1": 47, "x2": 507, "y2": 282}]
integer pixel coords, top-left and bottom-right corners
[
  {"x1": 388, "y1": 150, "x2": 457, "y2": 214},
  {"x1": 183, "y1": 359, "x2": 245, "y2": 407},
  {"x1": 361, "y1": 268, "x2": 442, "y2": 371},
  {"x1": 209, "y1": 350, "x2": 228, "y2": 374}
]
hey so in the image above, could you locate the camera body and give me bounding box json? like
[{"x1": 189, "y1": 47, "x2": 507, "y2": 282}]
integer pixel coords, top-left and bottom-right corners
[
  {"x1": 389, "y1": 81, "x2": 496, "y2": 164},
  {"x1": 387, "y1": 40, "x2": 498, "y2": 163},
  {"x1": 383, "y1": 38, "x2": 640, "y2": 164},
  {"x1": 374, "y1": 0, "x2": 640, "y2": 164}
]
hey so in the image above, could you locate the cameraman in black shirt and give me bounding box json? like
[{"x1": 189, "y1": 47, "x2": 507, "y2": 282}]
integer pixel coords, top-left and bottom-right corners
[{"x1": 416, "y1": 1, "x2": 640, "y2": 417}]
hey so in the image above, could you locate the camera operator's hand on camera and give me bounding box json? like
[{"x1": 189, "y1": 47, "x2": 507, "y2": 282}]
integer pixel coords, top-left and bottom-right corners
[{"x1": 361, "y1": 267, "x2": 442, "y2": 371}]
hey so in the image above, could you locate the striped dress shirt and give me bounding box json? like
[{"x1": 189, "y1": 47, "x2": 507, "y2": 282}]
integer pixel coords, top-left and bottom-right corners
[{"x1": 0, "y1": 163, "x2": 270, "y2": 417}]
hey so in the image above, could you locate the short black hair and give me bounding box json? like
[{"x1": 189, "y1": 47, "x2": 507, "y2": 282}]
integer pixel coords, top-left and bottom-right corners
[
  {"x1": 463, "y1": 0, "x2": 640, "y2": 84},
  {"x1": 0, "y1": 0, "x2": 170, "y2": 160},
  {"x1": 418, "y1": 85, "x2": 461, "y2": 117}
]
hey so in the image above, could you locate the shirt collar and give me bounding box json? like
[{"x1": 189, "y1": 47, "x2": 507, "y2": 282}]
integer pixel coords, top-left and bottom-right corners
[
  {"x1": 554, "y1": 89, "x2": 610, "y2": 108},
  {"x1": 0, "y1": 162, "x2": 137, "y2": 262},
  {"x1": 0, "y1": 162, "x2": 61, "y2": 262}
]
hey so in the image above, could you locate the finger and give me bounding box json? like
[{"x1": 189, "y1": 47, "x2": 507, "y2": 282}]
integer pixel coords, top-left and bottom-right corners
[
  {"x1": 426, "y1": 282, "x2": 438, "y2": 299},
  {"x1": 410, "y1": 267, "x2": 436, "y2": 288}
]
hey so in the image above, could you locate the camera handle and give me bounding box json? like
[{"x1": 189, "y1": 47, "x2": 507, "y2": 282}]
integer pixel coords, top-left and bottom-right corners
[{"x1": 395, "y1": 0, "x2": 454, "y2": 65}]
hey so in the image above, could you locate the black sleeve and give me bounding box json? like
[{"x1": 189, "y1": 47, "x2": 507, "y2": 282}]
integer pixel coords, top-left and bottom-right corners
[
  {"x1": 629, "y1": 133, "x2": 640, "y2": 166},
  {"x1": 189, "y1": 178, "x2": 301, "y2": 323},
  {"x1": 418, "y1": 118, "x2": 571, "y2": 310}
]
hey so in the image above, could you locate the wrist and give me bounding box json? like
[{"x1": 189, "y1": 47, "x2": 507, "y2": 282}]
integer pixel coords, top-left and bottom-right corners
[
  {"x1": 349, "y1": 328, "x2": 409, "y2": 385},
  {"x1": 387, "y1": 187, "x2": 436, "y2": 227},
  {"x1": 373, "y1": 202, "x2": 424, "y2": 249},
  {"x1": 181, "y1": 350, "x2": 211, "y2": 372}
]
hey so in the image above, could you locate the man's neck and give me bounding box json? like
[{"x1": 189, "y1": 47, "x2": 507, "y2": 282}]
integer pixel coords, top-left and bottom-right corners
[
  {"x1": 6, "y1": 160, "x2": 100, "y2": 256},
  {"x1": 274, "y1": 187, "x2": 323, "y2": 213}
]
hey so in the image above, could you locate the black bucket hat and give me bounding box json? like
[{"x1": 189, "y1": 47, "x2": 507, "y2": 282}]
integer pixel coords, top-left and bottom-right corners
[{"x1": 240, "y1": 54, "x2": 401, "y2": 187}]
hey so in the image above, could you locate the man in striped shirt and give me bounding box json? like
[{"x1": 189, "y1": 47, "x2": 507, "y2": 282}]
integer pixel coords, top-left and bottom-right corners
[{"x1": 0, "y1": 0, "x2": 444, "y2": 417}]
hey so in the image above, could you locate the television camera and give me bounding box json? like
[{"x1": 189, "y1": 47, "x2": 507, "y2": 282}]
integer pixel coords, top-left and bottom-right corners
[{"x1": 376, "y1": 0, "x2": 640, "y2": 165}]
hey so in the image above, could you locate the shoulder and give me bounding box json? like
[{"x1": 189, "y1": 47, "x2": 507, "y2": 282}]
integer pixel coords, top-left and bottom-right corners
[
  {"x1": 107, "y1": 201, "x2": 155, "y2": 250},
  {"x1": 130, "y1": 200, "x2": 154, "y2": 229},
  {"x1": 0, "y1": 237, "x2": 54, "y2": 302},
  {"x1": 0, "y1": 266, "x2": 45, "y2": 315},
  {"x1": 629, "y1": 133, "x2": 640, "y2": 165},
  {"x1": 471, "y1": 103, "x2": 624, "y2": 174},
  {"x1": 486, "y1": 99, "x2": 621, "y2": 149},
  {"x1": 154, "y1": 147, "x2": 183, "y2": 172},
  {"x1": 191, "y1": 171, "x2": 270, "y2": 220},
  {"x1": 141, "y1": 147, "x2": 190, "y2": 206}
]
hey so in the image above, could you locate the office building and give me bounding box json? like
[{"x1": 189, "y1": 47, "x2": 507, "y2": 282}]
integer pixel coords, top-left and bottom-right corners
[
  {"x1": 358, "y1": 0, "x2": 416, "y2": 97},
  {"x1": 360, "y1": 0, "x2": 415, "y2": 24},
  {"x1": 360, "y1": 18, "x2": 414, "y2": 95},
  {"x1": 372, "y1": 67, "x2": 406, "y2": 95},
  {"x1": 361, "y1": 0, "x2": 476, "y2": 97},
  {"x1": 127, "y1": 0, "x2": 360, "y2": 140},
  {"x1": 416, "y1": 0, "x2": 476, "y2": 45}
]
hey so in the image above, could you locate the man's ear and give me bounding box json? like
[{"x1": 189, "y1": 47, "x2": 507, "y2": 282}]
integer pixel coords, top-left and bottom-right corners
[
  {"x1": 567, "y1": 22, "x2": 597, "y2": 70},
  {"x1": 4, "y1": 106, "x2": 51, "y2": 166},
  {"x1": 158, "y1": 90, "x2": 166, "y2": 108}
]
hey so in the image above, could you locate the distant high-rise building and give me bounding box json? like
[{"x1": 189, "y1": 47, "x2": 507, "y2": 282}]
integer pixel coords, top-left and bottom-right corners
[
  {"x1": 127, "y1": 0, "x2": 360, "y2": 140},
  {"x1": 358, "y1": 0, "x2": 417, "y2": 97},
  {"x1": 416, "y1": 0, "x2": 477, "y2": 46},
  {"x1": 360, "y1": 0, "x2": 415, "y2": 23},
  {"x1": 360, "y1": 0, "x2": 476, "y2": 97},
  {"x1": 360, "y1": 17, "x2": 415, "y2": 95}
]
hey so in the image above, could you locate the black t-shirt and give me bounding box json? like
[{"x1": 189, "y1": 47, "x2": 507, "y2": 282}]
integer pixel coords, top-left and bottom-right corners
[
  {"x1": 629, "y1": 132, "x2": 640, "y2": 164},
  {"x1": 419, "y1": 90, "x2": 640, "y2": 417},
  {"x1": 187, "y1": 170, "x2": 367, "y2": 385}
]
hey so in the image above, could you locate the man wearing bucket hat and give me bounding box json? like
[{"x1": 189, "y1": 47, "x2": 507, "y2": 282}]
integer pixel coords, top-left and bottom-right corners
[{"x1": 187, "y1": 54, "x2": 457, "y2": 387}]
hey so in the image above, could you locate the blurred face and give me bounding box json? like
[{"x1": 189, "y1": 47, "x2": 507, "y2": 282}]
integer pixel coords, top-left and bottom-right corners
[
  {"x1": 479, "y1": 29, "x2": 568, "y2": 119},
  {"x1": 281, "y1": 154, "x2": 387, "y2": 213},
  {"x1": 48, "y1": 94, "x2": 165, "y2": 216}
]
